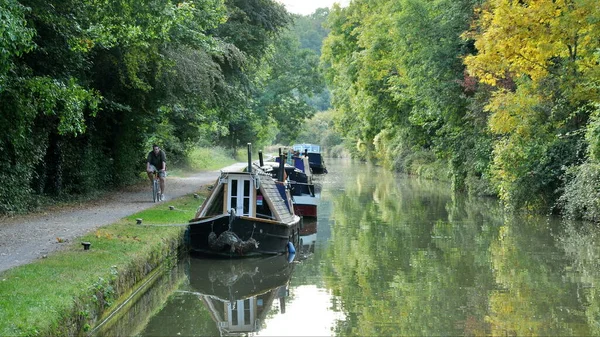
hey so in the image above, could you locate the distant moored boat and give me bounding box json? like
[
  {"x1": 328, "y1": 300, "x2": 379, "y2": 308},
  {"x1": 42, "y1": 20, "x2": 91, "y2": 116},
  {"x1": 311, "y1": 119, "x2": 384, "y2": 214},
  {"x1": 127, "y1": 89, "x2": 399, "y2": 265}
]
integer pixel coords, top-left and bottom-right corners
[{"x1": 292, "y1": 143, "x2": 328, "y2": 174}]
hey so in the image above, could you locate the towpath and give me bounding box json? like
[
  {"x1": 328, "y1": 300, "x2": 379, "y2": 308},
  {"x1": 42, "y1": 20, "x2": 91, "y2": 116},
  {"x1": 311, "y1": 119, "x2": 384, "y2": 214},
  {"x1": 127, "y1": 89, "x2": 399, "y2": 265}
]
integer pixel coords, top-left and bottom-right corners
[{"x1": 0, "y1": 163, "x2": 247, "y2": 274}]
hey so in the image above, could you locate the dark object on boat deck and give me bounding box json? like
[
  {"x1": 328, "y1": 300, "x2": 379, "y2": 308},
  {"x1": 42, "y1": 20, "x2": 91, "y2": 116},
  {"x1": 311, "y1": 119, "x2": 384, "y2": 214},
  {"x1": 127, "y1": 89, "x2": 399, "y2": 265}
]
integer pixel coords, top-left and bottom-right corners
[
  {"x1": 259, "y1": 150, "x2": 264, "y2": 167},
  {"x1": 208, "y1": 230, "x2": 259, "y2": 253},
  {"x1": 247, "y1": 143, "x2": 252, "y2": 174},
  {"x1": 278, "y1": 154, "x2": 285, "y2": 181}
]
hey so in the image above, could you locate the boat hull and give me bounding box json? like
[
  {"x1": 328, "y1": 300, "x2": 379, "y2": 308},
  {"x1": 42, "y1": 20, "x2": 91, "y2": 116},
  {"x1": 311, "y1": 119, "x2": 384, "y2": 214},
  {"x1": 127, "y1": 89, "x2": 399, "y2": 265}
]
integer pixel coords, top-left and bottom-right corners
[
  {"x1": 310, "y1": 165, "x2": 327, "y2": 174},
  {"x1": 294, "y1": 204, "x2": 317, "y2": 218},
  {"x1": 293, "y1": 194, "x2": 318, "y2": 218},
  {"x1": 187, "y1": 214, "x2": 300, "y2": 257},
  {"x1": 307, "y1": 153, "x2": 327, "y2": 174}
]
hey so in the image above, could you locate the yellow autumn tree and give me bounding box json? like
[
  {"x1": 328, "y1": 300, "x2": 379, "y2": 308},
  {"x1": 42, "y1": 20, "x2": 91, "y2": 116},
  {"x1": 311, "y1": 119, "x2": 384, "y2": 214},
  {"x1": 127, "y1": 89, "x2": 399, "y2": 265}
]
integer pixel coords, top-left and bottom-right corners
[
  {"x1": 465, "y1": 0, "x2": 600, "y2": 94},
  {"x1": 464, "y1": 0, "x2": 600, "y2": 210}
]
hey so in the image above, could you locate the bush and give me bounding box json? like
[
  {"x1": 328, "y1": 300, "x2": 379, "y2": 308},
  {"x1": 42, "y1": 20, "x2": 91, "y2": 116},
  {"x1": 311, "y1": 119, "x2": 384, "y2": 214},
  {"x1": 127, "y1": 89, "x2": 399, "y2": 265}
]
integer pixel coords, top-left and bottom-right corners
[{"x1": 560, "y1": 163, "x2": 600, "y2": 223}]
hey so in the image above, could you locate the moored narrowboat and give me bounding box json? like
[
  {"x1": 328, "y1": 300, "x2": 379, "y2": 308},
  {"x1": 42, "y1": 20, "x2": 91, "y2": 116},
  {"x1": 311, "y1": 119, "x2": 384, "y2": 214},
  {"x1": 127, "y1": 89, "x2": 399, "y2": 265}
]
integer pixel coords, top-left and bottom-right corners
[{"x1": 187, "y1": 164, "x2": 300, "y2": 257}]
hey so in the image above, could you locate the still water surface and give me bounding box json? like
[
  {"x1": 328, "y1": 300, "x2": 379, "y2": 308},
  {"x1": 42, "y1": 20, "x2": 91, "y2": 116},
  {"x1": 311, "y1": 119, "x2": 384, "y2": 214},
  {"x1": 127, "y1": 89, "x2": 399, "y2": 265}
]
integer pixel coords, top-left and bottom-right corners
[{"x1": 97, "y1": 158, "x2": 600, "y2": 336}]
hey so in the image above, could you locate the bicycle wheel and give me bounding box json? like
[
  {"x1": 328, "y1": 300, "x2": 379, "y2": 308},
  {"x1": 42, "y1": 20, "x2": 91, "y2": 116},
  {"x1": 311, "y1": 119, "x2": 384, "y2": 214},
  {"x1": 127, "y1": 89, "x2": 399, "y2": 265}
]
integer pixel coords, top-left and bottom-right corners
[{"x1": 152, "y1": 179, "x2": 159, "y2": 202}]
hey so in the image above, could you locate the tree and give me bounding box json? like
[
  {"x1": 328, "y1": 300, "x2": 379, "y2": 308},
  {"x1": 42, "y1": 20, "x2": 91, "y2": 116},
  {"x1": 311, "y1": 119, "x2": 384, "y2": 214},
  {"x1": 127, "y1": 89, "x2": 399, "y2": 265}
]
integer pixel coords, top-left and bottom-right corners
[{"x1": 464, "y1": 0, "x2": 599, "y2": 210}]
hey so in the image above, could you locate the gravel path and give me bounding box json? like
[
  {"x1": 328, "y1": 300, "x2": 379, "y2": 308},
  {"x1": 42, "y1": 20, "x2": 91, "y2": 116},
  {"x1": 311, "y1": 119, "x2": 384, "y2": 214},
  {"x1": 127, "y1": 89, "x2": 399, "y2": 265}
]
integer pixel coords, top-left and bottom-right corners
[{"x1": 0, "y1": 163, "x2": 247, "y2": 274}]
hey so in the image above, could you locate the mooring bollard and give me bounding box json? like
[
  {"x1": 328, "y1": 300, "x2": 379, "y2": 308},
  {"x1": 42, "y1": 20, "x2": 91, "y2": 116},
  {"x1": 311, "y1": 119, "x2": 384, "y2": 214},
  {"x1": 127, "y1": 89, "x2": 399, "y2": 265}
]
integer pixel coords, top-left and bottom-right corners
[
  {"x1": 169, "y1": 206, "x2": 174, "y2": 210},
  {"x1": 81, "y1": 242, "x2": 91, "y2": 250},
  {"x1": 136, "y1": 218, "x2": 143, "y2": 225},
  {"x1": 193, "y1": 193, "x2": 199, "y2": 199}
]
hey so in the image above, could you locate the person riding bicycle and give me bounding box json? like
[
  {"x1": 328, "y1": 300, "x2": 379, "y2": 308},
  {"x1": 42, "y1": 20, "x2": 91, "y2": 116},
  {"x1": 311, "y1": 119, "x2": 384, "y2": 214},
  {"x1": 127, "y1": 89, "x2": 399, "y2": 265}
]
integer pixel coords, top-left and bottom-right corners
[{"x1": 147, "y1": 144, "x2": 167, "y2": 200}]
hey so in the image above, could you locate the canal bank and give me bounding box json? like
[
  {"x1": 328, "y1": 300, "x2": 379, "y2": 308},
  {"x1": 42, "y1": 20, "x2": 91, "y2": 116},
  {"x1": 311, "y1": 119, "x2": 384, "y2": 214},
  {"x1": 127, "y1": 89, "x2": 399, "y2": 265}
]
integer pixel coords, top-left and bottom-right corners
[
  {"x1": 0, "y1": 163, "x2": 247, "y2": 336},
  {"x1": 0, "y1": 192, "x2": 197, "y2": 336}
]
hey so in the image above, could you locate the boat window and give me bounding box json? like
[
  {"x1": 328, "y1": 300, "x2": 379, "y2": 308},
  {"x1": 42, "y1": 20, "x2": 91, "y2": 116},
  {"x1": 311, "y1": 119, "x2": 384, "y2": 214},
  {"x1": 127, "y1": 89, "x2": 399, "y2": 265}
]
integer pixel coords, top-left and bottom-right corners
[
  {"x1": 231, "y1": 180, "x2": 238, "y2": 196},
  {"x1": 231, "y1": 302, "x2": 238, "y2": 326},
  {"x1": 243, "y1": 198, "x2": 250, "y2": 215},
  {"x1": 244, "y1": 299, "x2": 251, "y2": 325},
  {"x1": 231, "y1": 179, "x2": 238, "y2": 213},
  {"x1": 256, "y1": 192, "x2": 274, "y2": 219},
  {"x1": 243, "y1": 180, "x2": 251, "y2": 215},
  {"x1": 227, "y1": 176, "x2": 254, "y2": 217}
]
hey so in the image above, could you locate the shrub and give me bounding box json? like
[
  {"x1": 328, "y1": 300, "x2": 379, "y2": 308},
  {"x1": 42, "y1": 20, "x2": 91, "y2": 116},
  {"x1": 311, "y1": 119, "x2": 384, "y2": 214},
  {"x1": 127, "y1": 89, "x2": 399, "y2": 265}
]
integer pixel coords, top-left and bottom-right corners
[{"x1": 560, "y1": 163, "x2": 600, "y2": 223}]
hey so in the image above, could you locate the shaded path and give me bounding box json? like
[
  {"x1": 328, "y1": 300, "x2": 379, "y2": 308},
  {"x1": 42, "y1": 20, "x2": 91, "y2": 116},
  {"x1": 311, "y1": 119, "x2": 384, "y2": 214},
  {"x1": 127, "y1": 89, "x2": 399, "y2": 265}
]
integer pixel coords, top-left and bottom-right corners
[{"x1": 0, "y1": 163, "x2": 247, "y2": 274}]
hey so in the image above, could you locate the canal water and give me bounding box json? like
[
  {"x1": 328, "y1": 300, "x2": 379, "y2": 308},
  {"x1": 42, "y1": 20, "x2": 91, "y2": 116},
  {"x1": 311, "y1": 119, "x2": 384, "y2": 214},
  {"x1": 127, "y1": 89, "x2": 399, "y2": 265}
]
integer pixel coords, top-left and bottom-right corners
[{"x1": 95, "y1": 158, "x2": 600, "y2": 336}]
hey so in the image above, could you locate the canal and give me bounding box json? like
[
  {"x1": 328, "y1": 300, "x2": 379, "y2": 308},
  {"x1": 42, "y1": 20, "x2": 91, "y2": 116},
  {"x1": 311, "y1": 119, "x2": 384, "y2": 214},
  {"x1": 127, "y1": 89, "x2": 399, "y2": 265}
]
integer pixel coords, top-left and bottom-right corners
[{"x1": 95, "y1": 158, "x2": 600, "y2": 336}]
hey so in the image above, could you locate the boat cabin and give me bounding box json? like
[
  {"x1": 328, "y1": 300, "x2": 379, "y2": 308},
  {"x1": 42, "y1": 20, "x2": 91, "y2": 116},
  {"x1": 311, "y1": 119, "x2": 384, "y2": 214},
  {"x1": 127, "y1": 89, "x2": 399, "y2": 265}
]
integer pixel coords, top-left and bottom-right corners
[{"x1": 195, "y1": 171, "x2": 293, "y2": 222}]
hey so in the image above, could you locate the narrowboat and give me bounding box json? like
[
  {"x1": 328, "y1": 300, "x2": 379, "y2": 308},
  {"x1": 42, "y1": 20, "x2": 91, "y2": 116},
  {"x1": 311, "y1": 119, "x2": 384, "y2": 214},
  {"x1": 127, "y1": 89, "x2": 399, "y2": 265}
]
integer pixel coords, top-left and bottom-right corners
[
  {"x1": 187, "y1": 161, "x2": 300, "y2": 257},
  {"x1": 261, "y1": 152, "x2": 318, "y2": 219},
  {"x1": 292, "y1": 143, "x2": 327, "y2": 174}
]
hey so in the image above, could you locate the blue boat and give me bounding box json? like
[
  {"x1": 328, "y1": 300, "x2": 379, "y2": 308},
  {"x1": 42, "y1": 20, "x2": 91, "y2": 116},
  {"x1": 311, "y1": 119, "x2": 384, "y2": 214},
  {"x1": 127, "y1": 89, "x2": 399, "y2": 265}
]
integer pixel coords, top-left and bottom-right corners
[{"x1": 292, "y1": 144, "x2": 328, "y2": 174}]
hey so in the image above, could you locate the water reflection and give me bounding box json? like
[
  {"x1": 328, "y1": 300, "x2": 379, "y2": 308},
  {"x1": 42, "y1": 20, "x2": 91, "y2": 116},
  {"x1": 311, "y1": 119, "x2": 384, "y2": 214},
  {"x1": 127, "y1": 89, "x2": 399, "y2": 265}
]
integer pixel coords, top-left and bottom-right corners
[
  {"x1": 299, "y1": 218, "x2": 317, "y2": 255},
  {"x1": 92, "y1": 262, "x2": 188, "y2": 337},
  {"x1": 188, "y1": 255, "x2": 294, "y2": 336},
  {"x1": 136, "y1": 255, "x2": 294, "y2": 337},
  {"x1": 319, "y1": 158, "x2": 599, "y2": 336},
  {"x1": 102, "y1": 158, "x2": 600, "y2": 336}
]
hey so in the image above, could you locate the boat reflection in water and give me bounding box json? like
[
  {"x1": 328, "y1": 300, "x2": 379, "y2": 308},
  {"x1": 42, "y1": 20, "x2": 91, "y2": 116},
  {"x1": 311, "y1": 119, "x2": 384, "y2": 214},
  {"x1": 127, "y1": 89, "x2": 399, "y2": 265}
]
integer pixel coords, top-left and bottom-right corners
[
  {"x1": 188, "y1": 254, "x2": 295, "y2": 336},
  {"x1": 299, "y1": 218, "x2": 317, "y2": 255}
]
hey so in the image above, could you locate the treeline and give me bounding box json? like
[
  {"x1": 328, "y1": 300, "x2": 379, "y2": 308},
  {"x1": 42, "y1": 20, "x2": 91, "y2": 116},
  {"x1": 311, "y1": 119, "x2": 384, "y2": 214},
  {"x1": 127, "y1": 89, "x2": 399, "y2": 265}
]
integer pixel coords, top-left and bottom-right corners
[
  {"x1": 321, "y1": 0, "x2": 600, "y2": 220},
  {"x1": 0, "y1": 0, "x2": 324, "y2": 213}
]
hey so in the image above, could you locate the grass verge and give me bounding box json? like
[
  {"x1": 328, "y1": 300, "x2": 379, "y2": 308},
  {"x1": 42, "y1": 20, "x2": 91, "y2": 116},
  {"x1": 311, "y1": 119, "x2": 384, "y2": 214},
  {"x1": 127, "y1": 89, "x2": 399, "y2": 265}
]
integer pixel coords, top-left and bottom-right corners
[
  {"x1": 0, "y1": 192, "x2": 208, "y2": 336},
  {"x1": 168, "y1": 146, "x2": 238, "y2": 177}
]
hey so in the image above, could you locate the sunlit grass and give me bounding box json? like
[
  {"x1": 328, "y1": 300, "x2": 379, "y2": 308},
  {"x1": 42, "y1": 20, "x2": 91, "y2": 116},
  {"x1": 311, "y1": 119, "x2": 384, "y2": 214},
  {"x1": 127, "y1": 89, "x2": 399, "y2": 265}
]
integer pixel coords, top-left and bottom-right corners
[
  {"x1": 0, "y1": 193, "x2": 208, "y2": 336},
  {"x1": 187, "y1": 146, "x2": 237, "y2": 172}
]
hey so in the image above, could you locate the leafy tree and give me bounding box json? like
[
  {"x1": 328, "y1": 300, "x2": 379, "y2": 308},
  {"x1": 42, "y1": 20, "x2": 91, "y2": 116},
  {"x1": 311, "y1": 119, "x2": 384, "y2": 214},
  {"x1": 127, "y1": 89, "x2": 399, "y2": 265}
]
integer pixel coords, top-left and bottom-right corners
[
  {"x1": 0, "y1": 0, "x2": 230, "y2": 212},
  {"x1": 291, "y1": 8, "x2": 330, "y2": 55},
  {"x1": 322, "y1": 0, "x2": 478, "y2": 186},
  {"x1": 289, "y1": 8, "x2": 332, "y2": 112},
  {"x1": 464, "y1": 0, "x2": 598, "y2": 210},
  {"x1": 255, "y1": 32, "x2": 324, "y2": 144},
  {"x1": 212, "y1": 0, "x2": 292, "y2": 152},
  {"x1": 0, "y1": 0, "x2": 34, "y2": 82},
  {"x1": 296, "y1": 110, "x2": 343, "y2": 155}
]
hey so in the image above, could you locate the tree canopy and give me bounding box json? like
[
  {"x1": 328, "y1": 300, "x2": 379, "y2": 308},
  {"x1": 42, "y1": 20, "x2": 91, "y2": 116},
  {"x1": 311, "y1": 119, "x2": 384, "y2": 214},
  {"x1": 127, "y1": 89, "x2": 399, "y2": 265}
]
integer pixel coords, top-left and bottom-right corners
[
  {"x1": 321, "y1": 0, "x2": 600, "y2": 218},
  {"x1": 0, "y1": 0, "x2": 324, "y2": 213}
]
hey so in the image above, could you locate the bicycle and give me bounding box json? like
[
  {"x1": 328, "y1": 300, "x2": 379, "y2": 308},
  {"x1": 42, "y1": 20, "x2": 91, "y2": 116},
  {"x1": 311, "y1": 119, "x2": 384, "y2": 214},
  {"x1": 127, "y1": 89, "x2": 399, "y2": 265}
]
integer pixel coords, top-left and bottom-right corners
[{"x1": 152, "y1": 170, "x2": 163, "y2": 202}]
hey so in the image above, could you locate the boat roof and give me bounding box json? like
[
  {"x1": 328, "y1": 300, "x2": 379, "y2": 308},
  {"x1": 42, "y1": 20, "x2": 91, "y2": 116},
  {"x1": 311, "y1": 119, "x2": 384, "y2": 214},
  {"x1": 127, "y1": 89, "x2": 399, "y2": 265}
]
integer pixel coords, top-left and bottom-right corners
[
  {"x1": 258, "y1": 173, "x2": 296, "y2": 224},
  {"x1": 292, "y1": 143, "x2": 321, "y2": 153},
  {"x1": 199, "y1": 169, "x2": 296, "y2": 223}
]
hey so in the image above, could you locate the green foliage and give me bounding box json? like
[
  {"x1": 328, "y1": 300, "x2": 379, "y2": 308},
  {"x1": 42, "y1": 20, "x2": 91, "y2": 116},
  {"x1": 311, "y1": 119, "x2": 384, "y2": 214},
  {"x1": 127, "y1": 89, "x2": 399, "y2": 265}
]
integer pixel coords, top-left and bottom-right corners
[
  {"x1": 184, "y1": 146, "x2": 237, "y2": 171},
  {"x1": 296, "y1": 110, "x2": 343, "y2": 155},
  {"x1": 0, "y1": 0, "x2": 35, "y2": 81},
  {"x1": 322, "y1": 0, "x2": 600, "y2": 216},
  {"x1": 291, "y1": 8, "x2": 330, "y2": 55},
  {"x1": 2, "y1": 0, "x2": 318, "y2": 214},
  {"x1": 462, "y1": 0, "x2": 599, "y2": 212},
  {"x1": 322, "y1": 0, "x2": 476, "y2": 183},
  {"x1": 257, "y1": 32, "x2": 324, "y2": 144},
  {"x1": 586, "y1": 106, "x2": 600, "y2": 163},
  {"x1": 560, "y1": 163, "x2": 600, "y2": 223}
]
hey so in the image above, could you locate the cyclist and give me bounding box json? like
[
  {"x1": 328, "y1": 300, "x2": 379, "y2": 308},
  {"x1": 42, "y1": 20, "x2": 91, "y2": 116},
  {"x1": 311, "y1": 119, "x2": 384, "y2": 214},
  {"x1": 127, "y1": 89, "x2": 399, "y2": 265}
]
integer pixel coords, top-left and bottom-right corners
[{"x1": 147, "y1": 144, "x2": 167, "y2": 200}]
